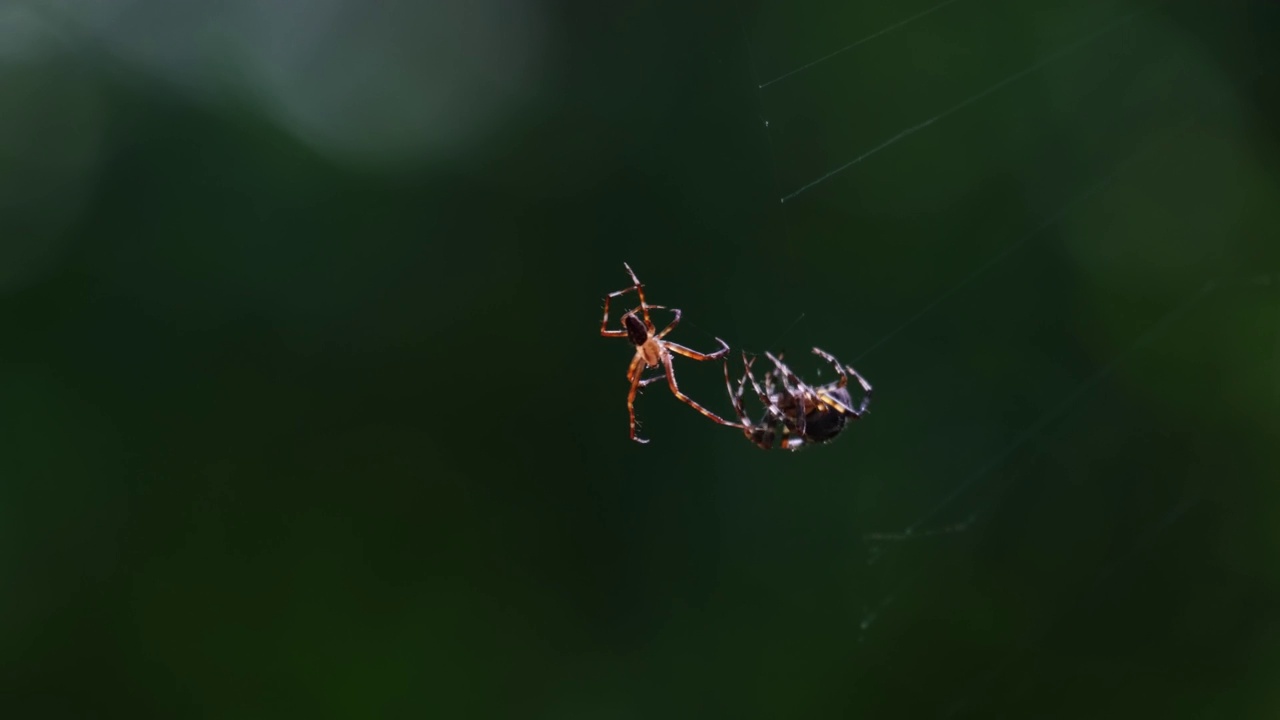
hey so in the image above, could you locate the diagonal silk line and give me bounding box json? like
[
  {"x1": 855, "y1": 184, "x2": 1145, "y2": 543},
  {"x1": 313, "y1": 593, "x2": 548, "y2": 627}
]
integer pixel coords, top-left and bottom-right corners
[{"x1": 780, "y1": 3, "x2": 1159, "y2": 204}]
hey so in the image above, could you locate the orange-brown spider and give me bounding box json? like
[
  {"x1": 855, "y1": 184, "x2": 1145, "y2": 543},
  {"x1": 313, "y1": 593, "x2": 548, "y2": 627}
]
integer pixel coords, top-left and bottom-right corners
[{"x1": 600, "y1": 262, "x2": 743, "y2": 443}]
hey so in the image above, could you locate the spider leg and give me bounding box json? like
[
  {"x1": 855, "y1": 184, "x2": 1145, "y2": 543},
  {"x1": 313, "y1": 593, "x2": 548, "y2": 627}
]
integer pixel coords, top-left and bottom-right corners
[
  {"x1": 724, "y1": 353, "x2": 784, "y2": 450},
  {"x1": 808, "y1": 347, "x2": 857, "y2": 416},
  {"x1": 661, "y1": 352, "x2": 744, "y2": 429},
  {"x1": 743, "y1": 357, "x2": 795, "y2": 450},
  {"x1": 843, "y1": 364, "x2": 874, "y2": 416},
  {"x1": 764, "y1": 352, "x2": 810, "y2": 436},
  {"x1": 723, "y1": 352, "x2": 756, "y2": 427},
  {"x1": 601, "y1": 266, "x2": 666, "y2": 337},
  {"x1": 665, "y1": 337, "x2": 731, "y2": 361},
  {"x1": 810, "y1": 347, "x2": 849, "y2": 388},
  {"x1": 810, "y1": 347, "x2": 873, "y2": 416},
  {"x1": 744, "y1": 358, "x2": 786, "y2": 424},
  {"x1": 765, "y1": 352, "x2": 801, "y2": 391},
  {"x1": 626, "y1": 355, "x2": 650, "y2": 444},
  {"x1": 742, "y1": 356, "x2": 770, "y2": 406},
  {"x1": 622, "y1": 262, "x2": 657, "y2": 333},
  {"x1": 648, "y1": 305, "x2": 729, "y2": 347},
  {"x1": 600, "y1": 284, "x2": 638, "y2": 338},
  {"x1": 643, "y1": 304, "x2": 679, "y2": 329},
  {"x1": 763, "y1": 351, "x2": 788, "y2": 397},
  {"x1": 654, "y1": 307, "x2": 683, "y2": 339},
  {"x1": 638, "y1": 370, "x2": 666, "y2": 387}
]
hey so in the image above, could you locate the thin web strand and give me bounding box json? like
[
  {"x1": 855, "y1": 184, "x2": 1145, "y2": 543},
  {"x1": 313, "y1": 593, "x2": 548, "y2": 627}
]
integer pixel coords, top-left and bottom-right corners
[
  {"x1": 758, "y1": 0, "x2": 968, "y2": 90},
  {"x1": 871, "y1": 279, "x2": 1216, "y2": 541},
  {"x1": 857, "y1": 281, "x2": 1217, "y2": 642},
  {"x1": 864, "y1": 273, "x2": 1273, "y2": 550},
  {"x1": 741, "y1": 19, "x2": 796, "y2": 249},
  {"x1": 780, "y1": 4, "x2": 1158, "y2": 203},
  {"x1": 852, "y1": 175, "x2": 1112, "y2": 364},
  {"x1": 941, "y1": 493, "x2": 1199, "y2": 718},
  {"x1": 852, "y1": 103, "x2": 1210, "y2": 365}
]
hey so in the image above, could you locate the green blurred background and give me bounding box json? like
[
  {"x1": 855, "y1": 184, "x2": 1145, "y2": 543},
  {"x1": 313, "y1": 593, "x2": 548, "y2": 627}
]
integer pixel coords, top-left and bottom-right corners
[{"x1": 2, "y1": 0, "x2": 1278, "y2": 716}]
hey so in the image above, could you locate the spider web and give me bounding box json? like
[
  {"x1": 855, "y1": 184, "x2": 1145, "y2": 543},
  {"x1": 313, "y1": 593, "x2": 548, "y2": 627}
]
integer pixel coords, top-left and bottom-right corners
[
  {"x1": 4, "y1": 1, "x2": 1274, "y2": 716},
  {"x1": 735, "y1": 0, "x2": 1278, "y2": 714}
]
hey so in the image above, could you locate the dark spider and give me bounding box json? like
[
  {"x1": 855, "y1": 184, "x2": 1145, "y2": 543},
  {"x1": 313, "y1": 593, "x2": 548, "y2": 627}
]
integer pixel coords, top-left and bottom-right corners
[
  {"x1": 724, "y1": 347, "x2": 872, "y2": 450},
  {"x1": 600, "y1": 262, "x2": 743, "y2": 444}
]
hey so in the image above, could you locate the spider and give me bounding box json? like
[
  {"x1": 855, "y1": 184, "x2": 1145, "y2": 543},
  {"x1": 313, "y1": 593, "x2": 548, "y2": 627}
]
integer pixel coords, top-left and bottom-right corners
[
  {"x1": 600, "y1": 262, "x2": 743, "y2": 443},
  {"x1": 724, "y1": 347, "x2": 872, "y2": 450}
]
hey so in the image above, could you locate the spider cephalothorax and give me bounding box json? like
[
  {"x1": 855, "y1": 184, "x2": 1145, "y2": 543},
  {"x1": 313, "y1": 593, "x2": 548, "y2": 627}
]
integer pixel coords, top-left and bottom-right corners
[
  {"x1": 725, "y1": 347, "x2": 872, "y2": 450},
  {"x1": 600, "y1": 262, "x2": 742, "y2": 443}
]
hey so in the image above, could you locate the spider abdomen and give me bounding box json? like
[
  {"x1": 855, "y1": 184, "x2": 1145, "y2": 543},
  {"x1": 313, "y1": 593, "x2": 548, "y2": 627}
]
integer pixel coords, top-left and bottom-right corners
[{"x1": 802, "y1": 406, "x2": 851, "y2": 443}]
